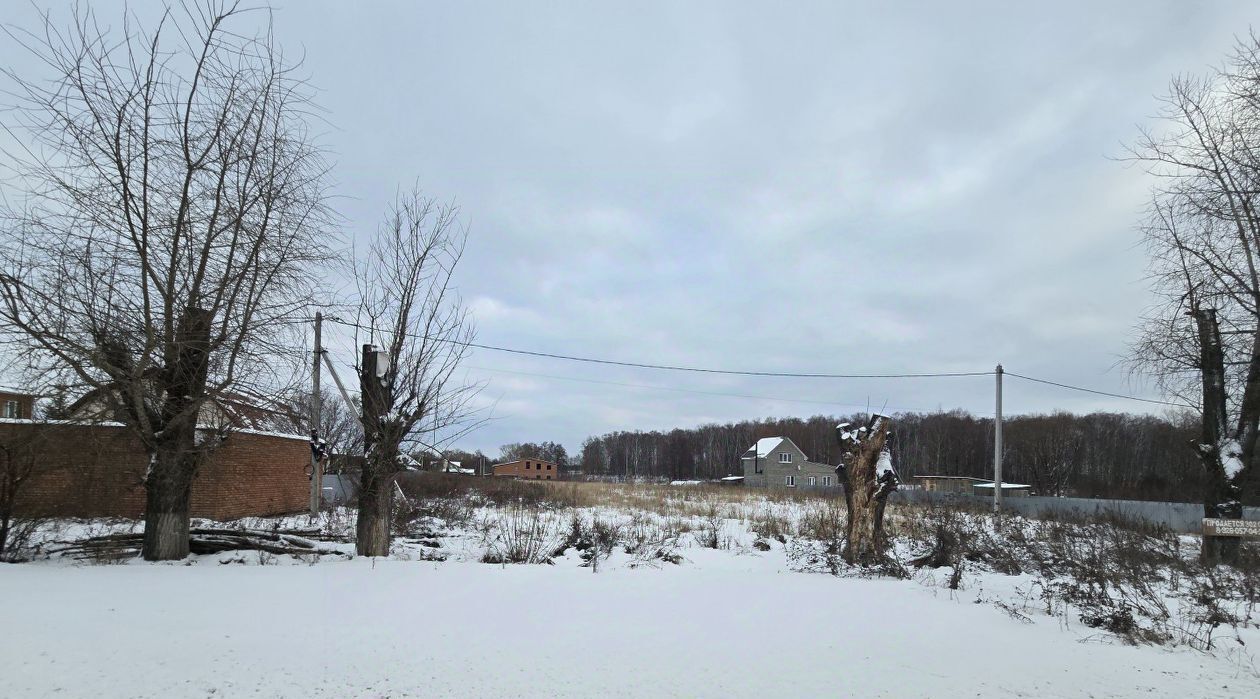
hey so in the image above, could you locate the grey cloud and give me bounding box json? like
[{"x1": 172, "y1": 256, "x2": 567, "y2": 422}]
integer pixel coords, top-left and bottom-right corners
[{"x1": 2, "y1": 1, "x2": 1249, "y2": 454}]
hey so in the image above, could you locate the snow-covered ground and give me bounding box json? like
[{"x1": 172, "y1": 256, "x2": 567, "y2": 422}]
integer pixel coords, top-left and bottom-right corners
[
  {"x1": 3, "y1": 492, "x2": 1259, "y2": 698},
  {"x1": 2, "y1": 550, "x2": 1255, "y2": 698}
]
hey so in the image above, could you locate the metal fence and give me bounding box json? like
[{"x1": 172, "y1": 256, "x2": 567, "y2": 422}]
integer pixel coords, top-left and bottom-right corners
[
  {"x1": 320, "y1": 474, "x2": 358, "y2": 507},
  {"x1": 889, "y1": 489, "x2": 1260, "y2": 534}
]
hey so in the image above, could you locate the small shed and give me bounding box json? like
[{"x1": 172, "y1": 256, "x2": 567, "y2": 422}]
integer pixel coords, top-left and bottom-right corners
[{"x1": 916, "y1": 475, "x2": 990, "y2": 494}]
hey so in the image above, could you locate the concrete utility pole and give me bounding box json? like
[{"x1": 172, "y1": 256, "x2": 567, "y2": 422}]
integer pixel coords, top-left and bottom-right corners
[
  {"x1": 308, "y1": 312, "x2": 323, "y2": 516},
  {"x1": 994, "y1": 363, "x2": 1004, "y2": 511}
]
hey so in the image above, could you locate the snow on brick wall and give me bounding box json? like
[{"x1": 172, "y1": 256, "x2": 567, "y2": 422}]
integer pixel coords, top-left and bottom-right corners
[{"x1": 0, "y1": 422, "x2": 308, "y2": 520}]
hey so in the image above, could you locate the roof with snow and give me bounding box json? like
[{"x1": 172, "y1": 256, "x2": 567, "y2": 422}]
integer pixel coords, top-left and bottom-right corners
[{"x1": 742, "y1": 437, "x2": 785, "y2": 459}]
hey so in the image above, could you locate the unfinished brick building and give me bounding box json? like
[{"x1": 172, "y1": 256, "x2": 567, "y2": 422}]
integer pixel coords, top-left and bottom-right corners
[{"x1": 492, "y1": 458, "x2": 558, "y2": 480}]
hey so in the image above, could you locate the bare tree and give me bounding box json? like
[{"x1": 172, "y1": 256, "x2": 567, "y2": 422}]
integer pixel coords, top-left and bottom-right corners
[
  {"x1": 1129, "y1": 34, "x2": 1260, "y2": 565},
  {"x1": 0, "y1": 2, "x2": 332, "y2": 560},
  {"x1": 1005, "y1": 413, "x2": 1083, "y2": 497},
  {"x1": 352, "y1": 189, "x2": 480, "y2": 556}
]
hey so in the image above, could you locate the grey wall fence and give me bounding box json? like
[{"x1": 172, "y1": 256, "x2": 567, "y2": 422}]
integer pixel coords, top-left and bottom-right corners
[
  {"x1": 319, "y1": 471, "x2": 1255, "y2": 534},
  {"x1": 321, "y1": 474, "x2": 358, "y2": 507},
  {"x1": 889, "y1": 489, "x2": 1260, "y2": 534}
]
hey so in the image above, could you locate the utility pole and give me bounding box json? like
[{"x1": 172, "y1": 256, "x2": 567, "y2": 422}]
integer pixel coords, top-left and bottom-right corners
[
  {"x1": 994, "y1": 363, "x2": 1003, "y2": 512},
  {"x1": 308, "y1": 312, "x2": 323, "y2": 516}
]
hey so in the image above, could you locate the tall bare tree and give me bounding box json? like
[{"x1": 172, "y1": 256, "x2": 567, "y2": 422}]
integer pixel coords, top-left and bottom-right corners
[
  {"x1": 1129, "y1": 34, "x2": 1260, "y2": 565},
  {"x1": 352, "y1": 189, "x2": 480, "y2": 556},
  {"x1": 0, "y1": 2, "x2": 332, "y2": 560}
]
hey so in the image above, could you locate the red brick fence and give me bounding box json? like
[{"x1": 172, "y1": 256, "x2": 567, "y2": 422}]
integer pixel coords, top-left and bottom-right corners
[{"x1": 1, "y1": 420, "x2": 309, "y2": 520}]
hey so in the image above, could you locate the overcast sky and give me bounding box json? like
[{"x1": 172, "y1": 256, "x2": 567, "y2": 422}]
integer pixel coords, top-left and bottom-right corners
[{"x1": 4, "y1": 2, "x2": 1258, "y2": 456}]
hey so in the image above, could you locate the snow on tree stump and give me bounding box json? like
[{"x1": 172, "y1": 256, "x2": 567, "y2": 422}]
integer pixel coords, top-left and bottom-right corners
[{"x1": 837, "y1": 415, "x2": 900, "y2": 567}]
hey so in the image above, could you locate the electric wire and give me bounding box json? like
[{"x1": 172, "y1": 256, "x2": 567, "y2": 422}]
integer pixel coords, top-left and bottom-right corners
[{"x1": 311, "y1": 317, "x2": 1189, "y2": 409}]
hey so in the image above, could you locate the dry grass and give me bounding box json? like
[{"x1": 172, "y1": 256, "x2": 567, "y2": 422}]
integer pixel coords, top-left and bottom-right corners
[{"x1": 539, "y1": 479, "x2": 832, "y2": 519}]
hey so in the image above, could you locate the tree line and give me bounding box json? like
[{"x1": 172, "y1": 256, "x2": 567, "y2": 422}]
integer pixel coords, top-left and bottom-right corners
[{"x1": 574, "y1": 410, "x2": 1223, "y2": 503}]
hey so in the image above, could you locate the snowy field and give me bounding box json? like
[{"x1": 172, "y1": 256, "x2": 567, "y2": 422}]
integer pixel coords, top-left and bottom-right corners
[{"x1": 3, "y1": 481, "x2": 1259, "y2": 698}]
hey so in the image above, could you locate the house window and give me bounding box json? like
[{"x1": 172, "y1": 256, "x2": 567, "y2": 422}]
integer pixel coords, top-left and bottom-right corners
[
  {"x1": 808, "y1": 476, "x2": 816, "y2": 486},
  {"x1": 546, "y1": 464, "x2": 552, "y2": 470},
  {"x1": 3, "y1": 400, "x2": 19, "y2": 419},
  {"x1": 785, "y1": 475, "x2": 795, "y2": 487},
  {"x1": 822, "y1": 476, "x2": 833, "y2": 487},
  {"x1": 779, "y1": 452, "x2": 792, "y2": 463}
]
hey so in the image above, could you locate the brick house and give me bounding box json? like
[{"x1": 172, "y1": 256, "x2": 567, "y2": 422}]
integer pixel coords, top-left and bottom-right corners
[
  {"x1": 493, "y1": 458, "x2": 558, "y2": 480},
  {"x1": 740, "y1": 437, "x2": 839, "y2": 489},
  {"x1": 0, "y1": 386, "x2": 36, "y2": 419}
]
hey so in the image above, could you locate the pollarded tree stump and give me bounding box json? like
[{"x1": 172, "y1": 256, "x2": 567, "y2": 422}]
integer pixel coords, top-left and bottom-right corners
[{"x1": 837, "y1": 415, "x2": 899, "y2": 566}]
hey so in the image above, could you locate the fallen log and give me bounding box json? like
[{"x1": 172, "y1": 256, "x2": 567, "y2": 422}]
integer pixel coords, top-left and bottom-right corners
[{"x1": 53, "y1": 528, "x2": 349, "y2": 560}]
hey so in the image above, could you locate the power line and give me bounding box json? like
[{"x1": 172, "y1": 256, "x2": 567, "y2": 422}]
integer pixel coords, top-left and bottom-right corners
[
  {"x1": 312, "y1": 317, "x2": 1190, "y2": 409},
  {"x1": 322, "y1": 317, "x2": 991, "y2": 379},
  {"x1": 463, "y1": 364, "x2": 980, "y2": 415},
  {"x1": 1003, "y1": 371, "x2": 1194, "y2": 409}
]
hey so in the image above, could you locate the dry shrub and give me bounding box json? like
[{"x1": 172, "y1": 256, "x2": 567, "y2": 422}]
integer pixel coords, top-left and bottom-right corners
[
  {"x1": 692, "y1": 498, "x2": 729, "y2": 550},
  {"x1": 314, "y1": 507, "x2": 356, "y2": 541},
  {"x1": 622, "y1": 512, "x2": 683, "y2": 566},
  {"x1": 798, "y1": 500, "x2": 846, "y2": 544},
  {"x1": 749, "y1": 506, "x2": 790, "y2": 544},
  {"x1": 561, "y1": 512, "x2": 621, "y2": 570},
  {"x1": 481, "y1": 502, "x2": 562, "y2": 564},
  {"x1": 897, "y1": 503, "x2": 1260, "y2": 648},
  {"x1": 0, "y1": 515, "x2": 46, "y2": 563},
  {"x1": 392, "y1": 491, "x2": 474, "y2": 536},
  {"x1": 397, "y1": 472, "x2": 570, "y2": 509},
  {"x1": 786, "y1": 500, "x2": 856, "y2": 576}
]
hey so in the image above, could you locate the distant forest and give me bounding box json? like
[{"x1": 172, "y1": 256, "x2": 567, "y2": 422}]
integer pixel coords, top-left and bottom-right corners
[{"x1": 572, "y1": 411, "x2": 1213, "y2": 503}]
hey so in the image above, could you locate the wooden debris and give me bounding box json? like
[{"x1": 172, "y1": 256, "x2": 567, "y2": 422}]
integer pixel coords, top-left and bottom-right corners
[{"x1": 53, "y1": 527, "x2": 351, "y2": 560}]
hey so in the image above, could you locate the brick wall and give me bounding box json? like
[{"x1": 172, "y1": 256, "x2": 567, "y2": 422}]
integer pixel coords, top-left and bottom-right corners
[{"x1": 0, "y1": 421, "x2": 309, "y2": 521}]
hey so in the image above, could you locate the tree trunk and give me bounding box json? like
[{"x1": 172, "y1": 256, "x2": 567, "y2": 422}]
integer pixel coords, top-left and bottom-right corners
[
  {"x1": 356, "y1": 343, "x2": 394, "y2": 557},
  {"x1": 142, "y1": 307, "x2": 214, "y2": 562},
  {"x1": 838, "y1": 415, "x2": 898, "y2": 566},
  {"x1": 1192, "y1": 308, "x2": 1243, "y2": 566},
  {"x1": 0, "y1": 447, "x2": 16, "y2": 556},
  {"x1": 0, "y1": 510, "x2": 11, "y2": 557},
  {"x1": 141, "y1": 448, "x2": 197, "y2": 561},
  {"x1": 355, "y1": 468, "x2": 392, "y2": 557},
  {"x1": 1201, "y1": 451, "x2": 1242, "y2": 566}
]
